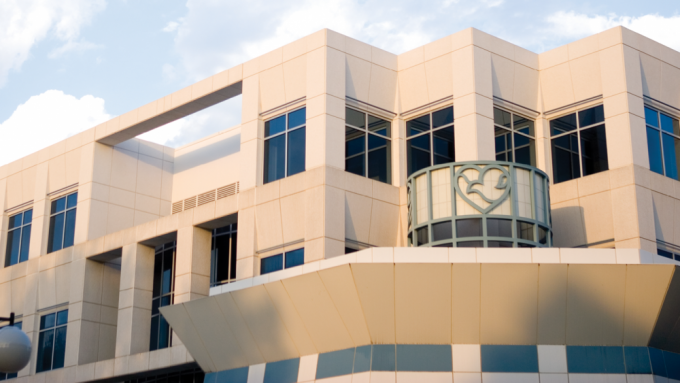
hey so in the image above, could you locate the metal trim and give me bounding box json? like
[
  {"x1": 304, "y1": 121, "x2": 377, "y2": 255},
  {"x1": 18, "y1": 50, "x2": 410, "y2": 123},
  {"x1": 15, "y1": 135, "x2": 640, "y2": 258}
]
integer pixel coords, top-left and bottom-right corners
[
  {"x1": 47, "y1": 182, "x2": 79, "y2": 197},
  {"x1": 544, "y1": 95, "x2": 603, "y2": 116},
  {"x1": 4, "y1": 200, "x2": 33, "y2": 214},
  {"x1": 346, "y1": 96, "x2": 397, "y2": 118},
  {"x1": 260, "y1": 96, "x2": 306, "y2": 117},
  {"x1": 492, "y1": 96, "x2": 540, "y2": 116},
  {"x1": 401, "y1": 95, "x2": 453, "y2": 118},
  {"x1": 256, "y1": 238, "x2": 305, "y2": 255}
]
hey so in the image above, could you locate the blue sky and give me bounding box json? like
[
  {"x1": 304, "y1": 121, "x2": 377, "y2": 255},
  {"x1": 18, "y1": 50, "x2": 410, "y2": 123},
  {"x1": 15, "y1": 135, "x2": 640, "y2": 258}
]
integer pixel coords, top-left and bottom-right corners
[{"x1": 1, "y1": 0, "x2": 679, "y2": 165}]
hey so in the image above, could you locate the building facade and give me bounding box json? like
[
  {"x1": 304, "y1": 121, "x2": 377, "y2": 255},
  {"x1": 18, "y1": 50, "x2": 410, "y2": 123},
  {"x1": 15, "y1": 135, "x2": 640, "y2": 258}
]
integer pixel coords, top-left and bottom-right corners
[{"x1": 1, "y1": 26, "x2": 680, "y2": 383}]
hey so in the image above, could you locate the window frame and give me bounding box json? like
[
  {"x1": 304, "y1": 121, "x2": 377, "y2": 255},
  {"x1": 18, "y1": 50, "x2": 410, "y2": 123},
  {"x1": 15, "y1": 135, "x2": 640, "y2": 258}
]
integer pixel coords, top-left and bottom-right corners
[
  {"x1": 493, "y1": 107, "x2": 536, "y2": 166},
  {"x1": 47, "y1": 192, "x2": 78, "y2": 254},
  {"x1": 263, "y1": 107, "x2": 306, "y2": 184},
  {"x1": 405, "y1": 106, "x2": 455, "y2": 177},
  {"x1": 645, "y1": 106, "x2": 680, "y2": 180},
  {"x1": 550, "y1": 104, "x2": 607, "y2": 184},
  {"x1": 210, "y1": 224, "x2": 238, "y2": 287},
  {"x1": 36, "y1": 309, "x2": 68, "y2": 373},
  {"x1": 150, "y1": 241, "x2": 176, "y2": 352},
  {"x1": 5, "y1": 208, "x2": 32, "y2": 267},
  {"x1": 345, "y1": 106, "x2": 393, "y2": 184}
]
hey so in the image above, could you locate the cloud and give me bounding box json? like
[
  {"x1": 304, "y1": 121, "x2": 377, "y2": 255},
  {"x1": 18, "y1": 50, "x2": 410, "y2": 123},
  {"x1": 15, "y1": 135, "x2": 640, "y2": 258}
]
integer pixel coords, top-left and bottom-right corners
[
  {"x1": 162, "y1": 21, "x2": 179, "y2": 33},
  {"x1": 0, "y1": 0, "x2": 106, "y2": 87},
  {"x1": 0, "y1": 90, "x2": 111, "y2": 165},
  {"x1": 544, "y1": 11, "x2": 680, "y2": 51},
  {"x1": 48, "y1": 39, "x2": 101, "y2": 58}
]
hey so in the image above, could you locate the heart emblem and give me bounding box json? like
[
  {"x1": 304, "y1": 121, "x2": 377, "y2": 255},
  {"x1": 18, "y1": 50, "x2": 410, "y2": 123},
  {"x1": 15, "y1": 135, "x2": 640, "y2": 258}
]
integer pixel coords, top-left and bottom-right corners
[{"x1": 454, "y1": 164, "x2": 512, "y2": 214}]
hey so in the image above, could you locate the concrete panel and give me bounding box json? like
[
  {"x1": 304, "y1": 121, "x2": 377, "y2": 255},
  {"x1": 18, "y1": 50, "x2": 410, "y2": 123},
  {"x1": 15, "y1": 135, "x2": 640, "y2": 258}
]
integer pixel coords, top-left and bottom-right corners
[
  {"x1": 569, "y1": 53, "x2": 602, "y2": 102},
  {"x1": 452, "y1": 263, "x2": 480, "y2": 344},
  {"x1": 394, "y1": 264, "x2": 451, "y2": 344},
  {"x1": 213, "y1": 293, "x2": 266, "y2": 365},
  {"x1": 351, "y1": 263, "x2": 396, "y2": 344},
  {"x1": 566, "y1": 265, "x2": 626, "y2": 345},
  {"x1": 263, "y1": 281, "x2": 317, "y2": 356},
  {"x1": 318, "y1": 265, "x2": 371, "y2": 346},
  {"x1": 346, "y1": 55, "x2": 371, "y2": 102},
  {"x1": 623, "y1": 265, "x2": 674, "y2": 345},
  {"x1": 480, "y1": 264, "x2": 538, "y2": 345},
  {"x1": 368, "y1": 64, "x2": 397, "y2": 112},
  {"x1": 158, "y1": 304, "x2": 215, "y2": 372},
  {"x1": 399, "y1": 64, "x2": 429, "y2": 112},
  {"x1": 537, "y1": 264, "x2": 568, "y2": 344},
  {"x1": 425, "y1": 54, "x2": 453, "y2": 103},
  {"x1": 281, "y1": 272, "x2": 355, "y2": 353}
]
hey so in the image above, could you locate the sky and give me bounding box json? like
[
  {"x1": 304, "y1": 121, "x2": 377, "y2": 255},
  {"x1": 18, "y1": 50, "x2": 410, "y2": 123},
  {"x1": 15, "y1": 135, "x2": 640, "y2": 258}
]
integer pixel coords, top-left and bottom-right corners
[{"x1": 1, "y1": 0, "x2": 680, "y2": 165}]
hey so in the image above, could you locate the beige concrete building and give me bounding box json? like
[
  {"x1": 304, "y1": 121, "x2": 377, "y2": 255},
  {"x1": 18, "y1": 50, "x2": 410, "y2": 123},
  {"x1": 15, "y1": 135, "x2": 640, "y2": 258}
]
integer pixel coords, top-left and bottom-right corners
[{"x1": 1, "y1": 26, "x2": 680, "y2": 383}]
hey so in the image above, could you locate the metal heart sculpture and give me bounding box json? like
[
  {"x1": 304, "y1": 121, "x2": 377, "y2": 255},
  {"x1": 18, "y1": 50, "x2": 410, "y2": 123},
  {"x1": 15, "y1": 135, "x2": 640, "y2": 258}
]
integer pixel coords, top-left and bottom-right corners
[{"x1": 454, "y1": 164, "x2": 512, "y2": 214}]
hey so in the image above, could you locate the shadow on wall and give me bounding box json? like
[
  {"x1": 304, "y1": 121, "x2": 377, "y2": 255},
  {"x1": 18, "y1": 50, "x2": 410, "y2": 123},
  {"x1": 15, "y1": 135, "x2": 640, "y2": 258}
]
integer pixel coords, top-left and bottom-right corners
[
  {"x1": 173, "y1": 132, "x2": 240, "y2": 174},
  {"x1": 551, "y1": 205, "x2": 586, "y2": 248}
]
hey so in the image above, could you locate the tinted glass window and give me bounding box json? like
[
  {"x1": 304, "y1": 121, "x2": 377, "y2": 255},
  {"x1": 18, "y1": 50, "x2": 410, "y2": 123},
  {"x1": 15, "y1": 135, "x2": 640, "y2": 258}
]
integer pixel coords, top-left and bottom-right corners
[
  {"x1": 261, "y1": 254, "x2": 283, "y2": 274},
  {"x1": 433, "y1": 127, "x2": 454, "y2": 165},
  {"x1": 647, "y1": 127, "x2": 663, "y2": 175},
  {"x1": 487, "y1": 241, "x2": 514, "y2": 248},
  {"x1": 285, "y1": 249, "x2": 304, "y2": 269},
  {"x1": 457, "y1": 241, "x2": 483, "y2": 247},
  {"x1": 264, "y1": 135, "x2": 286, "y2": 183},
  {"x1": 551, "y1": 133, "x2": 581, "y2": 183},
  {"x1": 416, "y1": 227, "x2": 429, "y2": 245},
  {"x1": 456, "y1": 218, "x2": 482, "y2": 237},
  {"x1": 662, "y1": 133, "x2": 680, "y2": 181},
  {"x1": 494, "y1": 108, "x2": 512, "y2": 128},
  {"x1": 578, "y1": 105, "x2": 604, "y2": 127},
  {"x1": 287, "y1": 127, "x2": 306, "y2": 176},
  {"x1": 645, "y1": 107, "x2": 659, "y2": 127},
  {"x1": 407, "y1": 134, "x2": 431, "y2": 176},
  {"x1": 494, "y1": 108, "x2": 535, "y2": 166},
  {"x1": 346, "y1": 108, "x2": 366, "y2": 129},
  {"x1": 47, "y1": 193, "x2": 77, "y2": 254},
  {"x1": 368, "y1": 115, "x2": 390, "y2": 137},
  {"x1": 580, "y1": 125, "x2": 609, "y2": 176},
  {"x1": 551, "y1": 113, "x2": 577, "y2": 135},
  {"x1": 5, "y1": 209, "x2": 32, "y2": 267},
  {"x1": 37, "y1": 309, "x2": 68, "y2": 373},
  {"x1": 432, "y1": 221, "x2": 453, "y2": 242},
  {"x1": 517, "y1": 221, "x2": 534, "y2": 241},
  {"x1": 288, "y1": 108, "x2": 306, "y2": 128},
  {"x1": 432, "y1": 107, "x2": 453, "y2": 128},
  {"x1": 407, "y1": 114, "x2": 430, "y2": 137},
  {"x1": 265, "y1": 115, "x2": 286, "y2": 137},
  {"x1": 150, "y1": 242, "x2": 175, "y2": 351},
  {"x1": 487, "y1": 219, "x2": 512, "y2": 237}
]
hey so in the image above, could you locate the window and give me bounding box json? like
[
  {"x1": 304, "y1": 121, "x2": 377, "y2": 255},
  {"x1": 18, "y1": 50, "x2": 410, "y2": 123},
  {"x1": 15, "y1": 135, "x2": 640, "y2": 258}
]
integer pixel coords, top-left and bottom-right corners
[
  {"x1": 150, "y1": 242, "x2": 175, "y2": 351},
  {"x1": 0, "y1": 321, "x2": 22, "y2": 379},
  {"x1": 494, "y1": 108, "x2": 535, "y2": 166},
  {"x1": 550, "y1": 105, "x2": 608, "y2": 184},
  {"x1": 345, "y1": 107, "x2": 392, "y2": 184},
  {"x1": 5, "y1": 209, "x2": 32, "y2": 267},
  {"x1": 260, "y1": 248, "x2": 304, "y2": 275},
  {"x1": 122, "y1": 367, "x2": 205, "y2": 383},
  {"x1": 211, "y1": 224, "x2": 237, "y2": 287},
  {"x1": 47, "y1": 193, "x2": 77, "y2": 253},
  {"x1": 37, "y1": 310, "x2": 67, "y2": 373},
  {"x1": 264, "y1": 107, "x2": 306, "y2": 184},
  {"x1": 406, "y1": 106, "x2": 454, "y2": 176},
  {"x1": 645, "y1": 107, "x2": 680, "y2": 180}
]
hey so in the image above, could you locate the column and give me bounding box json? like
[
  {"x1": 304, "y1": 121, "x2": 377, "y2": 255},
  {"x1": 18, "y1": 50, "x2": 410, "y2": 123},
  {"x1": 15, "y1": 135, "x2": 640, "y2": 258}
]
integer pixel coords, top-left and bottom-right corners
[{"x1": 115, "y1": 243, "x2": 154, "y2": 357}]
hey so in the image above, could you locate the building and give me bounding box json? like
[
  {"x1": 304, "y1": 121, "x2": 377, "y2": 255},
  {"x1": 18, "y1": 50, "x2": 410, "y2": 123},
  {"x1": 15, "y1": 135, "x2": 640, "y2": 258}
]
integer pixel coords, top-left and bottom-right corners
[{"x1": 1, "y1": 25, "x2": 680, "y2": 383}]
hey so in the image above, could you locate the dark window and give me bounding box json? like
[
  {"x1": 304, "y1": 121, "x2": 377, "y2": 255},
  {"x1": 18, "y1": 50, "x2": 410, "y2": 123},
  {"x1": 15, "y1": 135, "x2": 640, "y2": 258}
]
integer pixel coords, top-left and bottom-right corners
[
  {"x1": 432, "y1": 221, "x2": 453, "y2": 242},
  {"x1": 260, "y1": 248, "x2": 305, "y2": 275},
  {"x1": 122, "y1": 367, "x2": 205, "y2": 383},
  {"x1": 5, "y1": 209, "x2": 32, "y2": 267},
  {"x1": 487, "y1": 219, "x2": 512, "y2": 238},
  {"x1": 657, "y1": 248, "x2": 674, "y2": 259},
  {"x1": 494, "y1": 108, "x2": 535, "y2": 166},
  {"x1": 345, "y1": 108, "x2": 391, "y2": 184},
  {"x1": 211, "y1": 224, "x2": 237, "y2": 287},
  {"x1": 551, "y1": 105, "x2": 607, "y2": 184},
  {"x1": 264, "y1": 108, "x2": 306, "y2": 183},
  {"x1": 538, "y1": 226, "x2": 548, "y2": 245},
  {"x1": 406, "y1": 106, "x2": 454, "y2": 176},
  {"x1": 150, "y1": 242, "x2": 175, "y2": 351},
  {"x1": 456, "y1": 218, "x2": 482, "y2": 238},
  {"x1": 37, "y1": 310, "x2": 67, "y2": 373},
  {"x1": 0, "y1": 322, "x2": 22, "y2": 379},
  {"x1": 416, "y1": 227, "x2": 429, "y2": 245},
  {"x1": 487, "y1": 241, "x2": 514, "y2": 248},
  {"x1": 517, "y1": 221, "x2": 534, "y2": 241},
  {"x1": 645, "y1": 107, "x2": 680, "y2": 181},
  {"x1": 47, "y1": 193, "x2": 77, "y2": 253}
]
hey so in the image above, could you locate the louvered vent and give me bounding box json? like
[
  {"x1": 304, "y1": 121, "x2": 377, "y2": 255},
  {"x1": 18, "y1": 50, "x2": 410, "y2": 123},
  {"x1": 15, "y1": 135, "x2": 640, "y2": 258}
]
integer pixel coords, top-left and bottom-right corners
[
  {"x1": 172, "y1": 182, "x2": 240, "y2": 213},
  {"x1": 217, "y1": 182, "x2": 238, "y2": 199},
  {"x1": 198, "y1": 191, "x2": 216, "y2": 206},
  {"x1": 172, "y1": 201, "x2": 183, "y2": 215},
  {"x1": 184, "y1": 196, "x2": 197, "y2": 210}
]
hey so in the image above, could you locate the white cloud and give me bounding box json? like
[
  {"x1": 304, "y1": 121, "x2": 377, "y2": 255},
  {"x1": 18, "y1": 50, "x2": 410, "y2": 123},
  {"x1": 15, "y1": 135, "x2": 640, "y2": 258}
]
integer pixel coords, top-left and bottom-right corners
[
  {"x1": 0, "y1": 0, "x2": 106, "y2": 86},
  {"x1": 48, "y1": 39, "x2": 101, "y2": 58},
  {"x1": 0, "y1": 90, "x2": 111, "y2": 165},
  {"x1": 544, "y1": 11, "x2": 680, "y2": 51},
  {"x1": 162, "y1": 21, "x2": 179, "y2": 33}
]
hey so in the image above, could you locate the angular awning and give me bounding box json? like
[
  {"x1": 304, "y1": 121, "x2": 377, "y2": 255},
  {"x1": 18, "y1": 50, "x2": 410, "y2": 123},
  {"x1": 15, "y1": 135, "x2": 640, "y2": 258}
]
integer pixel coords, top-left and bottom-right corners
[{"x1": 161, "y1": 263, "x2": 679, "y2": 373}]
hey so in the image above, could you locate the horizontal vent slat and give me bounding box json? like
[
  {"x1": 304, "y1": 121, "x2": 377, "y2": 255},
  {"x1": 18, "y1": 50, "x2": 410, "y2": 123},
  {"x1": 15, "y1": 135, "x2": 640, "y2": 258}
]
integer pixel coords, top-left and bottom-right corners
[
  {"x1": 198, "y1": 191, "x2": 216, "y2": 206},
  {"x1": 184, "y1": 196, "x2": 197, "y2": 210},
  {"x1": 172, "y1": 201, "x2": 183, "y2": 214}
]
